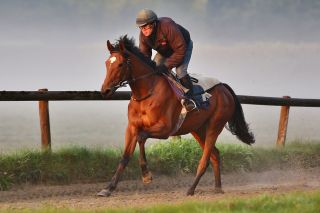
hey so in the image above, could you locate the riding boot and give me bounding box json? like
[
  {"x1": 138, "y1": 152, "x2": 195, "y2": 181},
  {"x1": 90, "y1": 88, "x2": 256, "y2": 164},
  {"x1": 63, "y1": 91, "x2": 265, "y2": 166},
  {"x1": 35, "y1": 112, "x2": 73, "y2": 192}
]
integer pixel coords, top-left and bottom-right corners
[{"x1": 179, "y1": 74, "x2": 197, "y2": 112}]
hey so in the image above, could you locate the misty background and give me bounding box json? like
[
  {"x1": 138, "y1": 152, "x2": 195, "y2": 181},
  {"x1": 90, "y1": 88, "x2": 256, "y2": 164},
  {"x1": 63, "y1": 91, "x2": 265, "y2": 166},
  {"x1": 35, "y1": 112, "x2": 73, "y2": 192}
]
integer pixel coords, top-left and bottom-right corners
[{"x1": 1, "y1": 0, "x2": 320, "y2": 151}]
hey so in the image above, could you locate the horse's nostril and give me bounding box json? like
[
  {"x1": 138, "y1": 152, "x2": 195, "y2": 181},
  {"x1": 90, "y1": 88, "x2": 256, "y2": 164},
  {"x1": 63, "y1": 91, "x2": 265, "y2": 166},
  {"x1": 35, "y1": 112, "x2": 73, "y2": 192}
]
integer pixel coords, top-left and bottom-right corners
[
  {"x1": 102, "y1": 90, "x2": 110, "y2": 97},
  {"x1": 101, "y1": 86, "x2": 109, "y2": 94},
  {"x1": 101, "y1": 87, "x2": 114, "y2": 98}
]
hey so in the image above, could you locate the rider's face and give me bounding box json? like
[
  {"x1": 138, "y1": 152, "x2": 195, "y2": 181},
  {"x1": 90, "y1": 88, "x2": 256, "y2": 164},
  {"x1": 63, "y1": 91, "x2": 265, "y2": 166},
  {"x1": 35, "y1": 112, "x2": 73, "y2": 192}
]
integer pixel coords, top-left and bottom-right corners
[{"x1": 140, "y1": 23, "x2": 154, "y2": 37}]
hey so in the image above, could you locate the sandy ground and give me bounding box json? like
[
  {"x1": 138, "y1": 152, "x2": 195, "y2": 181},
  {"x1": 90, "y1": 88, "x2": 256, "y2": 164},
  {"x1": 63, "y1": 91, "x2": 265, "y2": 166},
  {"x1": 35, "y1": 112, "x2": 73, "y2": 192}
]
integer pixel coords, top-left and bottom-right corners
[{"x1": 0, "y1": 167, "x2": 319, "y2": 210}]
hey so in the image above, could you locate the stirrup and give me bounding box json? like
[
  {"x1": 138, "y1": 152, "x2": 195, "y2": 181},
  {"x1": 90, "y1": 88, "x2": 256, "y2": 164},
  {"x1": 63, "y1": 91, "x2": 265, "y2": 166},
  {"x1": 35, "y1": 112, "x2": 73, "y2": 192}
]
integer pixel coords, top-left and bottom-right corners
[{"x1": 181, "y1": 98, "x2": 197, "y2": 112}]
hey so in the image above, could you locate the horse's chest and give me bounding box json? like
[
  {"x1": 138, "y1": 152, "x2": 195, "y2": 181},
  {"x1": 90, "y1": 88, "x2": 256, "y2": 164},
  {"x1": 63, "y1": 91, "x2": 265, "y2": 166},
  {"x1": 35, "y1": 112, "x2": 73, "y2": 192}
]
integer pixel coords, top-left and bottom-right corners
[
  {"x1": 135, "y1": 112, "x2": 157, "y2": 127},
  {"x1": 129, "y1": 107, "x2": 161, "y2": 128}
]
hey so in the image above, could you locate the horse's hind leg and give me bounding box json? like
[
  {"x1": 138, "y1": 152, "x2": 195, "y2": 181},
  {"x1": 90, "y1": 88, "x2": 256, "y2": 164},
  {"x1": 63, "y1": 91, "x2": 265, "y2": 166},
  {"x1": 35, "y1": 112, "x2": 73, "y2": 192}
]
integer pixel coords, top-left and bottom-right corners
[
  {"x1": 211, "y1": 146, "x2": 223, "y2": 193},
  {"x1": 188, "y1": 119, "x2": 226, "y2": 196},
  {"x1": 188, "y1": 128, "x2": 208, "y2": 196},
  {"x1": 138, "y1": 140, "x2": 152, "y2": 184},
  {"x1": 191, "y1": 127, "x2": 223, "y2": 194}
]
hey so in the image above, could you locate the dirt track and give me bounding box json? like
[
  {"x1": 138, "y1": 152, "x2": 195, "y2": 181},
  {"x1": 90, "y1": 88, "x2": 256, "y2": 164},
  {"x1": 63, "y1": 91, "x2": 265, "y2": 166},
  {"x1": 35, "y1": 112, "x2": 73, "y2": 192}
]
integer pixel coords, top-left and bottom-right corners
[{"x1": 1, "y1": 167, "x2": 319, "y2": 210}]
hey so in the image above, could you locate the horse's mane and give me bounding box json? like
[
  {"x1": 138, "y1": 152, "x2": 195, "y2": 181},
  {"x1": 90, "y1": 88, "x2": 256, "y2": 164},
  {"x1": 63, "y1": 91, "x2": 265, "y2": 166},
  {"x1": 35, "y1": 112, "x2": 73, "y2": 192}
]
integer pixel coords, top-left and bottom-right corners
[{"x1": 113, "y1": 35, "x2": 155, "y2": 67}]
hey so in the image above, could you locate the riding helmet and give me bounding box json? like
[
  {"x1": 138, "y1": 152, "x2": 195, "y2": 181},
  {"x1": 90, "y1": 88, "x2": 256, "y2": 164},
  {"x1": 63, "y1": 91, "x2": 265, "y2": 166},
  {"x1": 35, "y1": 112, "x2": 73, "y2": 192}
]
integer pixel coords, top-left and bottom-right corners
[{"x1": 136, "y1": 9, "x2": 158, "y2": 27}]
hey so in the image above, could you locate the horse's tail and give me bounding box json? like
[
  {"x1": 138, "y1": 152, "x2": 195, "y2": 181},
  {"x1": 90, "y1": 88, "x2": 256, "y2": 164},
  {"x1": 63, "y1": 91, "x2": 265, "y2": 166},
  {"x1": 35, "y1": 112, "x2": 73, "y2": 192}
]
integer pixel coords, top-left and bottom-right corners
[{"x1": 223, "y1": 83, "x2": 255, "y2": 145}]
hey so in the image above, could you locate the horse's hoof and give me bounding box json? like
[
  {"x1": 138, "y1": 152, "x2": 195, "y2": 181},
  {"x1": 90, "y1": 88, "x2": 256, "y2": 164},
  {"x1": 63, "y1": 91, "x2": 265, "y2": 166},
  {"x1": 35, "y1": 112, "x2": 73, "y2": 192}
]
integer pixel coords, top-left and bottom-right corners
[
  {"x1": 186, "y1": 189, "x2": 195, "y2": 196},
  {"x1": 142, "y1": 171, "x2": 153, "y2": 184},
  {"x1": 214, "y1": 188, "x2": 224, "y2": 194},
  {"x1": 96, "y1": 189, "x2": 112, "y2": 197}
]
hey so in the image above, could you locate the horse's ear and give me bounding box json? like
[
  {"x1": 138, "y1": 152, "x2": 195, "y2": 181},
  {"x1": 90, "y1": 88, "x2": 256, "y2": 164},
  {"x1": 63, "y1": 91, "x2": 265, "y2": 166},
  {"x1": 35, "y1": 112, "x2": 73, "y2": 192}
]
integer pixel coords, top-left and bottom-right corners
[
  {"x1": 107, "y1": 40, "x2": 114, "y2": 52},
  {"x1": 119, "y1": 40, "x2": 126, "y2": 53}
]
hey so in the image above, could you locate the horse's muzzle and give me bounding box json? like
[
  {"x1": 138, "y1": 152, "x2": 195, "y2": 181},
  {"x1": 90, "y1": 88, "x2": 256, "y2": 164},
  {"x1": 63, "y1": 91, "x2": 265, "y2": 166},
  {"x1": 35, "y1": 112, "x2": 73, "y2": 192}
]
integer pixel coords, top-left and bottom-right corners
[{"x1": 101, "y1": 87, "x2": 115, "y2": 99}]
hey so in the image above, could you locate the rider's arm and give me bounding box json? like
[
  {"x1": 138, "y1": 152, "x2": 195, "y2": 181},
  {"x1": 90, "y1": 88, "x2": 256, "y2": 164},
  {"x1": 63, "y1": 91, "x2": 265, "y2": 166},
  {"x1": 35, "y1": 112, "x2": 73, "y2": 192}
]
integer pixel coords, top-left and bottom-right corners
[{"x1": 162, "y1": 21, "x2": 187, "y2": 69}]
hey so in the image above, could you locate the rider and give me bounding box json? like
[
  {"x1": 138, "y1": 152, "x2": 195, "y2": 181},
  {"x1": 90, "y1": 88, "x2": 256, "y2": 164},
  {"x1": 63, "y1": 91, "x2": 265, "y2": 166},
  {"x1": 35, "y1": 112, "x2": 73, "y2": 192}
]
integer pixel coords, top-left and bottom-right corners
[{"x1": 136, "y1": 9, "x2": 196, "y2": 111}]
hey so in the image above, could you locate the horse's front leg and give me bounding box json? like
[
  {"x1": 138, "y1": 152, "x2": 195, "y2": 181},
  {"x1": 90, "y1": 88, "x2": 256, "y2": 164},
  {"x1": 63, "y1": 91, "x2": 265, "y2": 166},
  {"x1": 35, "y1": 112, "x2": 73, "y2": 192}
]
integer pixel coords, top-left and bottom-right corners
[
  {"x1": 138, "y1": 140, "x2": 153, "y2": 184},
  {"x1": 97, "y1": 126, "x2": 138, "y2": 197}
]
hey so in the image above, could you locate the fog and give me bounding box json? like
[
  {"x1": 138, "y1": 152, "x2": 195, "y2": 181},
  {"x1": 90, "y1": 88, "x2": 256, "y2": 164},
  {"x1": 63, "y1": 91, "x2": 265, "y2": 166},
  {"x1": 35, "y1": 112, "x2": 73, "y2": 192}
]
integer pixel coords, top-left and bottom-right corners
[{"x1": 1, "y1": 0, "x2": 320, "y2": 151}]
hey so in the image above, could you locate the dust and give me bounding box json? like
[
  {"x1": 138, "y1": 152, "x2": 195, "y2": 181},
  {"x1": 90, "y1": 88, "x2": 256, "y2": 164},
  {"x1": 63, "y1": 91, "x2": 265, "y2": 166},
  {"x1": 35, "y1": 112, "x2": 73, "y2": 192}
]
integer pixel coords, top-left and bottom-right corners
[{"x1": 0, "y1": 167, "x2": 319, "y2": 210}]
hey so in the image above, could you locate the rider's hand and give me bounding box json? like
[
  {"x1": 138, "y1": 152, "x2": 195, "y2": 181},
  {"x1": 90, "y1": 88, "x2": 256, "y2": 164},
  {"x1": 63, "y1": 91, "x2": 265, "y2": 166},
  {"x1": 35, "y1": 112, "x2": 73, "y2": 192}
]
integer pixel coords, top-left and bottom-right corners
[{"x1": 155, "y1": 64, "x2": 168, "y2": 74}]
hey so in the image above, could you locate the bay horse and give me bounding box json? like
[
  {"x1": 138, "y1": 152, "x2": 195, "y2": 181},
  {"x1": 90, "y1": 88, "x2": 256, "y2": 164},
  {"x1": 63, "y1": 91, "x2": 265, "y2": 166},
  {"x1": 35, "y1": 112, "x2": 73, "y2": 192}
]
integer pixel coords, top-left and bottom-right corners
[{"x1": 98, "y1": 36, "x2": 254, "y2": 197}]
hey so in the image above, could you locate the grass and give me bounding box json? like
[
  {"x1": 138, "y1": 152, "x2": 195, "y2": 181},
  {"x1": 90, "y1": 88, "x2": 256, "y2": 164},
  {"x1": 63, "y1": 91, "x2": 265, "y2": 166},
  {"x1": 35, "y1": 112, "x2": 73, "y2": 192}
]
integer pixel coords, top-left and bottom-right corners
[
  {"x1": 1, "y1": 139, "x2": 320, "y2": 191},
  {"x1": 1, "y1": 190, "x2": 319, "y2": 213},
  {"x1": 0, "y1": 147, "x2": 126, "y2": 190}
]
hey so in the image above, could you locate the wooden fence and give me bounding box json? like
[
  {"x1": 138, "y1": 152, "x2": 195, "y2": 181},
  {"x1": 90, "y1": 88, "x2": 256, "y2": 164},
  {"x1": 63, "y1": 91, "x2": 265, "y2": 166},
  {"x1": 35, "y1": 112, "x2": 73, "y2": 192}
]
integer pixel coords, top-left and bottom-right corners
[{"x1": 1, "y1": 90, "x2": 320, "y2": 150}]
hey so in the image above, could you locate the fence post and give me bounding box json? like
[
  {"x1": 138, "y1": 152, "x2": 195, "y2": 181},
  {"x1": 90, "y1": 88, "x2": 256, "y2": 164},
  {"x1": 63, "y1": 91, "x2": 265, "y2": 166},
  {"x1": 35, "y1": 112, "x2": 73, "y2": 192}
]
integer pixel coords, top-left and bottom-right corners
[
  {"x1": 38, "y1": 88, "x2": 51, "y2": 151},
  {"x1": 276, "y1": 96, "x2": 291, "y2": 148}
]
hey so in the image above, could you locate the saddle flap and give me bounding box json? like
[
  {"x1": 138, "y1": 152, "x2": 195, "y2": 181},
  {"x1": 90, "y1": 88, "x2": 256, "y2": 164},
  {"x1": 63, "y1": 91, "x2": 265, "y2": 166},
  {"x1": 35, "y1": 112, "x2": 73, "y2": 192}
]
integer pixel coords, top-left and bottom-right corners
[{"x1": 163, "y1": 73, "x2": 221, "y2": 109}]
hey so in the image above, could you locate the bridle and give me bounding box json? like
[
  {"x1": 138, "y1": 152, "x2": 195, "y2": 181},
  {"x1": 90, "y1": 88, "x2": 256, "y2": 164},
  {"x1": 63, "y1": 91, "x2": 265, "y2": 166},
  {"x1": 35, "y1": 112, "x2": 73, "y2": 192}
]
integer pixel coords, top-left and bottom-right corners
[
  {"x1": 109, "y1": 51, "x2": 132, "y2": 90},
  {"x1": 108, "y1": 51, "x2": 157, "y2": 101}
]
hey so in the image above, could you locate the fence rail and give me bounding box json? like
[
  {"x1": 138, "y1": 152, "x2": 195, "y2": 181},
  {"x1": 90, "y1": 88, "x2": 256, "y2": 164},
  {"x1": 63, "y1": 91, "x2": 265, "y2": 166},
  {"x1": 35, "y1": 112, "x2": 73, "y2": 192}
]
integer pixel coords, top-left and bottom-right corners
[
  {"x1": 1, "y1": 91, "x2": 320, "y2": 107},
  {"x1": 0, "y1": 91, "x2": 130, "y2": 101},
  {"x1": 1, "y1": 90, "x2": 320, "y2": 150}
]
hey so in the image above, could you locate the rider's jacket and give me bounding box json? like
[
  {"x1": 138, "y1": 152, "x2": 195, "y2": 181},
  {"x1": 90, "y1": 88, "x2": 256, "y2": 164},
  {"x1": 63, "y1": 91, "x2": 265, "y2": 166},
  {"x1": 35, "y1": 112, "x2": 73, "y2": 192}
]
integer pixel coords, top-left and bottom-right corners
[{"x1": 139, "y1": 17, "x2": 191, "y2": 69}]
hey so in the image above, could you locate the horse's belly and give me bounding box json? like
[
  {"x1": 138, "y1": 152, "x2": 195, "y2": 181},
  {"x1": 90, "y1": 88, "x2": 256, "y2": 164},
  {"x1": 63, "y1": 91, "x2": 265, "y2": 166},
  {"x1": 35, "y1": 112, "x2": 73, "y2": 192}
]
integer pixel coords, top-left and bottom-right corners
[{"x1": 173, "y1": 110, "x2": 211, "y2": 135}]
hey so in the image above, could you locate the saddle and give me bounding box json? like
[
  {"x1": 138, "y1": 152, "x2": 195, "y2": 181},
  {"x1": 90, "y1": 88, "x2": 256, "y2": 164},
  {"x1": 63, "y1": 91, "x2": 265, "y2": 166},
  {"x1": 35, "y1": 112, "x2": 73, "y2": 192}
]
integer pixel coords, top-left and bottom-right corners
[{"x1": 163, "y1": 71, "x2": 221, "y2": 110}]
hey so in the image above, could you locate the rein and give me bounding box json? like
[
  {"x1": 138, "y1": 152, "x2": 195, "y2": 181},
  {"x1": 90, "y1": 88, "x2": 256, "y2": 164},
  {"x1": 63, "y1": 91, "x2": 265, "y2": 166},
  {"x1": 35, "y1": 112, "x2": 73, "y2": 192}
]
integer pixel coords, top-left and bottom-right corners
[{"x1": 115, "y1": 71, "x2": 156, "y2": 89}]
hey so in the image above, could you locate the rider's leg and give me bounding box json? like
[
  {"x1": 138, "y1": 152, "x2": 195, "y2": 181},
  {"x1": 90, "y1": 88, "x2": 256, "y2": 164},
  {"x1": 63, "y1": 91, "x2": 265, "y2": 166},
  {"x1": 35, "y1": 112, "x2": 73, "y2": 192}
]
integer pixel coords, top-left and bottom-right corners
[
  {"x1": 180, "y1": 74, "x2": 194, "y2": 96},
  {"x1": 175, "y1": 40, "x2": 193, "y2": 80},
  {"x1": 179, "y1": 74, "x2": 196, "y2": 111},
  {"x1": 176, "y1": 40, "x2": 196, "y2": 111}
]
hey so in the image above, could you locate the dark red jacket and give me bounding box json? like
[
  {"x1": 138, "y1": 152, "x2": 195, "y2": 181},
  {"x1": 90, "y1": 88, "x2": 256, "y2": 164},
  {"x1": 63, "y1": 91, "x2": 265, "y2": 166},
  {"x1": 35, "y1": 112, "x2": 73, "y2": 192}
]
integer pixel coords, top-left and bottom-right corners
[{"x1": 139, "y1": 17, "x2": 191, "y2": 69}]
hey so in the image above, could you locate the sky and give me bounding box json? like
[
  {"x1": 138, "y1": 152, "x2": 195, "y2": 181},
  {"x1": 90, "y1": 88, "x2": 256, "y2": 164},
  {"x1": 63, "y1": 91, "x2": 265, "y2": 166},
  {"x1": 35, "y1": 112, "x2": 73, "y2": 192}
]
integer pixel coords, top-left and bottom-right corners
[{"x1": 0, "y1": 0, "x2": 320, "y2": 150}]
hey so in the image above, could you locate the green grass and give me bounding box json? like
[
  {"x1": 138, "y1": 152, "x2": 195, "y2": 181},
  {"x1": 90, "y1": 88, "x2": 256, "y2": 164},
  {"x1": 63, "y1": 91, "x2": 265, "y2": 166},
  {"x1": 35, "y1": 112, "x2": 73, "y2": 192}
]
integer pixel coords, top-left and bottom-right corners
[
  {"x1": 0, "y1": 147, "x2": 131, "y2": 190},
  {"x1": 1, "y1": 190, "x2": 319, "y2": 213},
  {"x1": 147, "y1": 138, "x2": 320, "y2": 173},
  {"x1": 1, "y1": 139, "x2": 320, "y2": 191}
]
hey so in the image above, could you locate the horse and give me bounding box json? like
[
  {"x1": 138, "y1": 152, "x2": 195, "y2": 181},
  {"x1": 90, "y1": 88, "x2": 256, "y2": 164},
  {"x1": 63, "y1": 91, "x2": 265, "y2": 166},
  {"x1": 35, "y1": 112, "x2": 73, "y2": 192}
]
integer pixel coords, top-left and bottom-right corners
[{"x1": 98, "y1": 36, "x2": 255, "y2": 197}]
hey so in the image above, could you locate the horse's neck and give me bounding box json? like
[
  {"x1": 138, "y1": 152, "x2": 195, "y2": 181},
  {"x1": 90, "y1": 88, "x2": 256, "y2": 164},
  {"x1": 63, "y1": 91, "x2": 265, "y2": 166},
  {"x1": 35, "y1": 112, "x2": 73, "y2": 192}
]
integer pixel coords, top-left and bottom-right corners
[{"x1": 129, "y1": 60, "x2": 159, "y2": 99}]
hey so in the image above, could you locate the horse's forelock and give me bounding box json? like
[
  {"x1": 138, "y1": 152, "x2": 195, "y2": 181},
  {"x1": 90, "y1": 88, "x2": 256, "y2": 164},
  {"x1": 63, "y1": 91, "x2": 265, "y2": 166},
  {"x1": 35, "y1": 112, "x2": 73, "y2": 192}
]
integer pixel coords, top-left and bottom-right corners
[{"x1": 114, "y1": 35, "x2": 136, "y2": 52}]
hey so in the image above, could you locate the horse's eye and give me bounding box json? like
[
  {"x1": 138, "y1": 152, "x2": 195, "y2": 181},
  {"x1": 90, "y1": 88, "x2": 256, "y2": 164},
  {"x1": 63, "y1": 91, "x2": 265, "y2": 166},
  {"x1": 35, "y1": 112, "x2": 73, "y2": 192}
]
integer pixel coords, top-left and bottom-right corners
[{"x1": 118, "y1": 63, "x2": 123, "y2": 67}]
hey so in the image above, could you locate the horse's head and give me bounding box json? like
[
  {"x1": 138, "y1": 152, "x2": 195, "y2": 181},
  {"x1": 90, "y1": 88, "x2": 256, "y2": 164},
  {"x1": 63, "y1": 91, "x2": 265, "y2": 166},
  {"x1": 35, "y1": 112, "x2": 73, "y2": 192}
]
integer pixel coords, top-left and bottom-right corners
[{"x1": 101, "y1": 40, "x2": 131, "y2": 98}]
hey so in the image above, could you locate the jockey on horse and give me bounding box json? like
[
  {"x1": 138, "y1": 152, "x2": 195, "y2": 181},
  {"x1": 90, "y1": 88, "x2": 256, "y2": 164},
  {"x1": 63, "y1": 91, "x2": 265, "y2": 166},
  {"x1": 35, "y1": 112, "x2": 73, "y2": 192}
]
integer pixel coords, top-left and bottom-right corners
[
  {"x1": 136, "y1": 9, "x2": 196, "y2": 111},
  {"x1": 98, "y1": 10, "x2": 255, "y2": 197}
]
